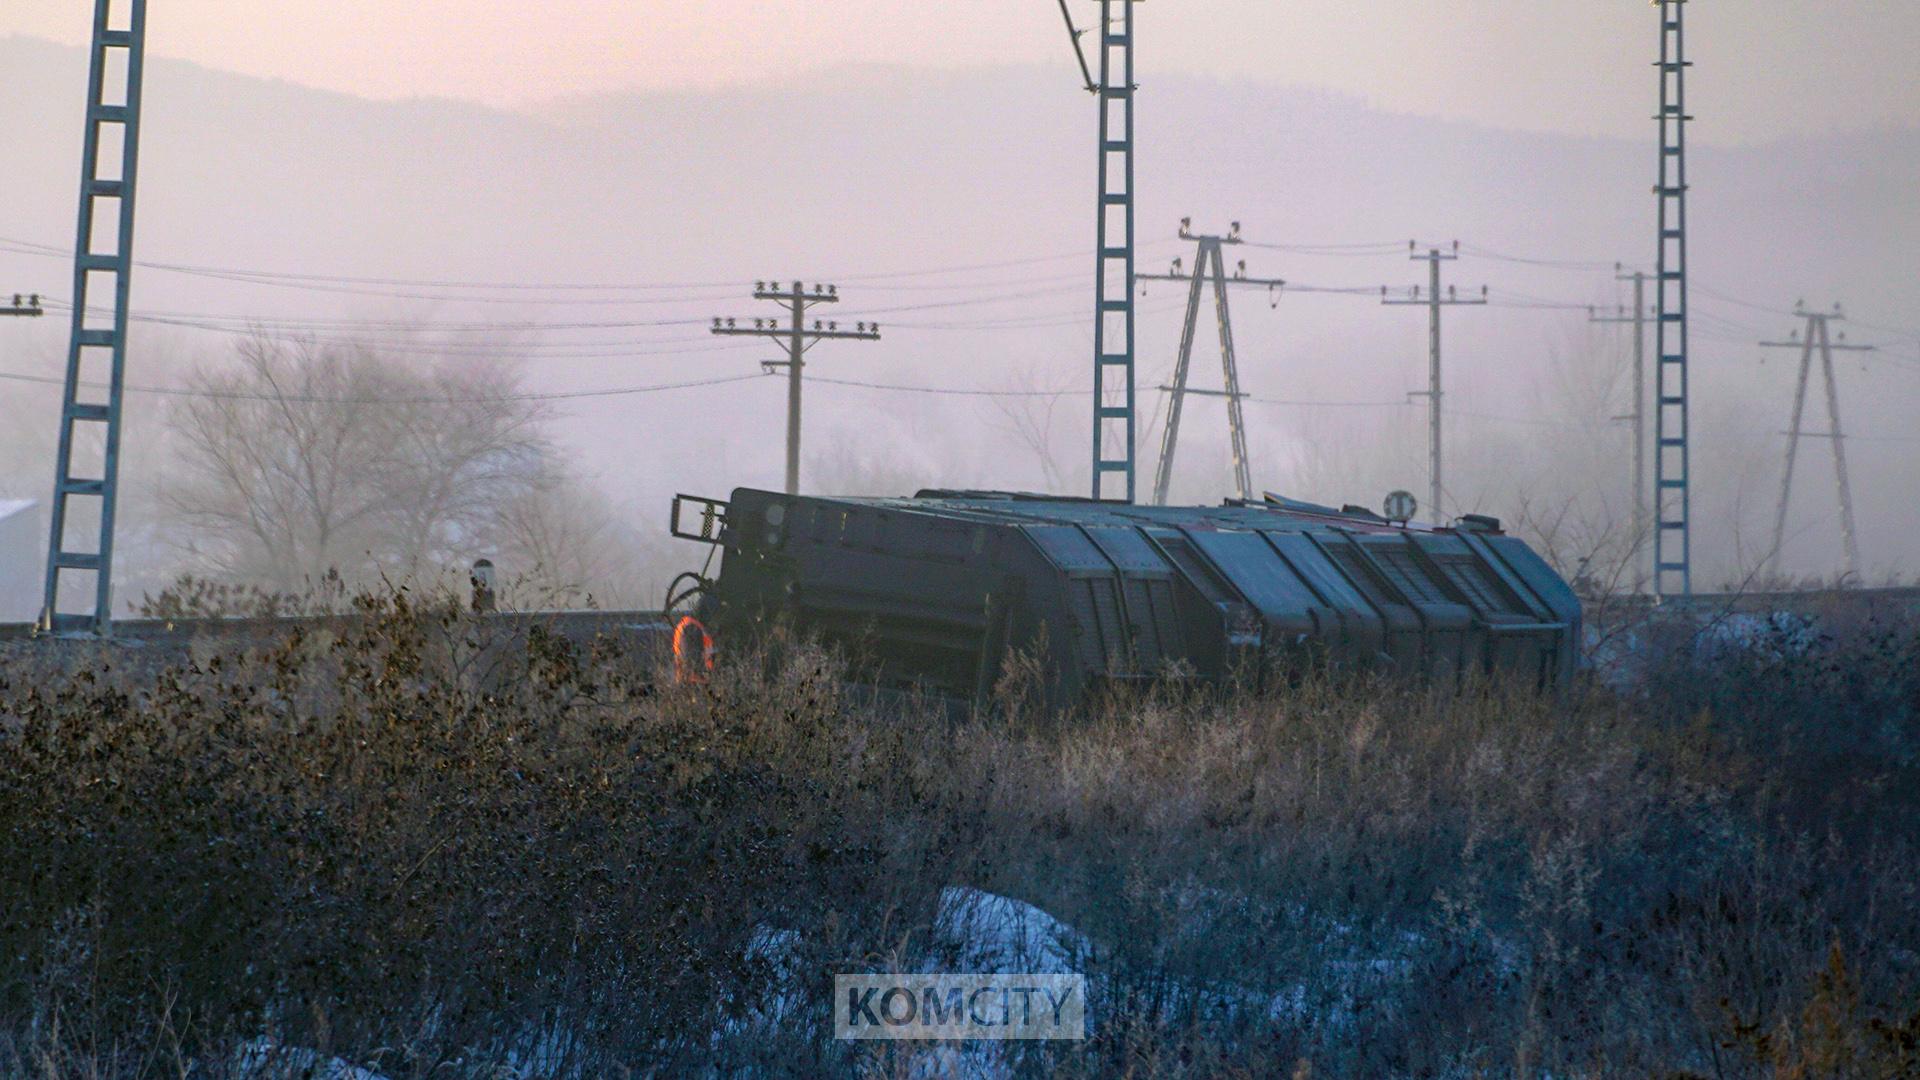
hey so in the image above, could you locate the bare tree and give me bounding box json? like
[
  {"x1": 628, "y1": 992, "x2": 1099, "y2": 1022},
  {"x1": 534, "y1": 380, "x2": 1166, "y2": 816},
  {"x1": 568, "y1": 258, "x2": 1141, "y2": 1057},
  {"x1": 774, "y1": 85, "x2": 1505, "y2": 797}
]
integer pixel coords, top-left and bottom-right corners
[
  {"x1": 370, "y1": 362, "x2": 550, "y2": 579},
  {"x1": 165, "y1": 334, "x2": 552, "y2": 591},
  {"x1": 982, "y1": 367, "x2": 1073, "y2": 493},
  {"x1": 805, "y1": 429, "x2": 939, "y2": 497},
  {"x1": 486, "y1": 464, "x2": 652, "y2": 607}
]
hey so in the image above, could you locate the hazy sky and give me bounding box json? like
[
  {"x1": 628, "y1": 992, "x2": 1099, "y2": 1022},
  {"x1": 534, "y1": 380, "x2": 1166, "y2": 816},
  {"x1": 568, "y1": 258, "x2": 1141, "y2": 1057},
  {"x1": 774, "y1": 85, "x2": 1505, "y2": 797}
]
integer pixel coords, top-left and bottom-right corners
[
  {"x1": 8, "y1": 1, "x2": 1918, "y2": 144},
  {"x1": 0, "y1": 8, "x2": 1915, "y2": 592}
]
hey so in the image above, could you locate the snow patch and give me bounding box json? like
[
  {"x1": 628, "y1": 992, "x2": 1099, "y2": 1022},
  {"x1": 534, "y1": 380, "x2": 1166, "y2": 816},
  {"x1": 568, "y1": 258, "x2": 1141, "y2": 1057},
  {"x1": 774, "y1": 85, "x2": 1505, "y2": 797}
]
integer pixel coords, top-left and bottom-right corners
[
  {"x1": 232, "y1": 1038, "x2": 389, "y2": 1080},
  {"x1": 932, "y1": 886, "x2": 1088, "y2": 974}
]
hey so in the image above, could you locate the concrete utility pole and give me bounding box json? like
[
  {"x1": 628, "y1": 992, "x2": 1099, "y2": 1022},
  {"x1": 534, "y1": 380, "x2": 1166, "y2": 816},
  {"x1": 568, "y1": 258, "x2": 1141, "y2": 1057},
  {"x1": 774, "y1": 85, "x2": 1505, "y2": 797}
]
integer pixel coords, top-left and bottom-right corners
[
  {"x1": 710, "y1": 282, "x2": 880, "y2": 495},
  {"x1": 1759, "y1": 303, "x2": 1873, "y2": 581},
  {"x1": 1590, "y1": 266, "x2": 1650, "y2": 591},
  {"x1": 1137, "y1": 219, "x2": 1286, "y2": 505},
  {"x1": 1382, "y1": 241, "x2": 1485, "y2": 526},
  {"x1": 3, "y1": 294, "x2": 44, "y2": 319}
]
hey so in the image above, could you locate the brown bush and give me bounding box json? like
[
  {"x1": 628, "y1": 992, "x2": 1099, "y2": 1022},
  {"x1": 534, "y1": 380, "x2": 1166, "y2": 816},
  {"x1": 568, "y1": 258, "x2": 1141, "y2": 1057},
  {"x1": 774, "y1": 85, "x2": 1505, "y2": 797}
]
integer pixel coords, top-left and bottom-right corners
[{"x1": 0, "y1": 592, "x2": 1916, "y2": 1077}]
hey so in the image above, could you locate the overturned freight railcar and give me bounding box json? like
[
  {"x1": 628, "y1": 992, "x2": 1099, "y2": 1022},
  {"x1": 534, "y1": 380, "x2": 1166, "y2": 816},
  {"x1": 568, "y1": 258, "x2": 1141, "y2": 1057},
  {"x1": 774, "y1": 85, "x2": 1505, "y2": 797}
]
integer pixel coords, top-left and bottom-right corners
[{"x1": 671, "y1": 488, "x2": 1581, "y2": 703}]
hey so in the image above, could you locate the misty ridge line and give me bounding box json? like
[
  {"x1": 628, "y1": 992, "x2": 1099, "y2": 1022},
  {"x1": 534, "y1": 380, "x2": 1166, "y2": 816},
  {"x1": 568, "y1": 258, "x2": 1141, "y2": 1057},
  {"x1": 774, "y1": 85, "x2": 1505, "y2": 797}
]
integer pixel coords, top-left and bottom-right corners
[
  {"x1": 16, "y1": 33, "x2": 1918, "y2": 151},
  {"x1": 0, "y1": 31, "x2": 1915, "y2": 592},
  {"x1": 3, "y1": 33, "x2": 1904, "y2": 326}
]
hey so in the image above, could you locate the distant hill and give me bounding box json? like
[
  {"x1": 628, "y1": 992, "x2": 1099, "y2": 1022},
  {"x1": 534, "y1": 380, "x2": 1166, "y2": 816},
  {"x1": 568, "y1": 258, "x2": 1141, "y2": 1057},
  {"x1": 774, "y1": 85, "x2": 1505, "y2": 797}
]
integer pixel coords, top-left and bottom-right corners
[{"x1": 0, "y1": 35, "x2": 1914, "y2": 585}]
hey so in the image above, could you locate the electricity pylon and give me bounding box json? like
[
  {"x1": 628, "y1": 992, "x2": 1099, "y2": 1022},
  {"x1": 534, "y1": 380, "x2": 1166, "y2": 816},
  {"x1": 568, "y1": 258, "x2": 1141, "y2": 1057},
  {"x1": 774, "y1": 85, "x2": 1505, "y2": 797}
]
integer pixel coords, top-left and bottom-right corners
[
  {"x1": 1590, "y1": 266, "x2": 1650, "y2": 591},
  {"x1": 1137, "y1": 219, "x2": 1285, "y2": 505},
  {"x1": 1381, "y1": 242, "x2": 1485, "y2": 525},
  {"x1": 1651, "y1": 0, "x2": 1694, "y2": 597},
  {"x1": 1759, "y1": 303, "x2": 1873, "y2": 581},
  {"x1": 3, "y1": 294, "x2": 44, "y2": 319},
  {"x1": 40, "y1": 0, "x2": 148, "y2": 636},
  {"x1": 1057, "y1": 0, "x2": 1140, "y2": 501},
  {"x1": 710, "y1": 282, "x2": 880, "y2": 495}
]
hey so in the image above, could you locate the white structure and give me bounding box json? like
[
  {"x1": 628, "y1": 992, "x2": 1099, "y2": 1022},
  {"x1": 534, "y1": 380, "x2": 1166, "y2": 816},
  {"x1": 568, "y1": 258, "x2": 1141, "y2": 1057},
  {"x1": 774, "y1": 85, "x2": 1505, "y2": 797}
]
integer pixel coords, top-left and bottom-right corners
[{"x1": 0, "y1": 500, "x2": 42, "y2": 622}]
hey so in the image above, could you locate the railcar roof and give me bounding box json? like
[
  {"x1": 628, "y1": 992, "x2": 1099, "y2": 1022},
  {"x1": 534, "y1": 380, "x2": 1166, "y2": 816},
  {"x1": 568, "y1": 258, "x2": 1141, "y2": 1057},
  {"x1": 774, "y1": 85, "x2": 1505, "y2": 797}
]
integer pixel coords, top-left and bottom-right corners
[{"x1": 749, "y1": 488, "x2": 1488, "y2": 537}]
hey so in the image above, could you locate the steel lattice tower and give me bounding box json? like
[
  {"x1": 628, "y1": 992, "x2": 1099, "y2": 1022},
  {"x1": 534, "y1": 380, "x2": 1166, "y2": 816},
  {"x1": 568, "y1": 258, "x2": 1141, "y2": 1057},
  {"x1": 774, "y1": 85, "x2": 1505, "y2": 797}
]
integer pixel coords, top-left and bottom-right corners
[
  {"x1": 40, "y1": 0, "x2": 148, "y2": 635},
  {"x1": 1652, "y1": 0, "x2": 1693, "y2": 597},
  {"x1": 1088, "y1": 0, "x2": 1138, "y2": 501}
]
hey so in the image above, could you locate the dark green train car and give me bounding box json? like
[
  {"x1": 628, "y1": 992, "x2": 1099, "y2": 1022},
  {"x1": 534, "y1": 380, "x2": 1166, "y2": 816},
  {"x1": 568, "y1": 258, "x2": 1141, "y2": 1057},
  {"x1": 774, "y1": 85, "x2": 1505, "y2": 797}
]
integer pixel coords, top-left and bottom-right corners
[{"x1": 672, "y1": 488, "x2": 1581, "y2": 704}]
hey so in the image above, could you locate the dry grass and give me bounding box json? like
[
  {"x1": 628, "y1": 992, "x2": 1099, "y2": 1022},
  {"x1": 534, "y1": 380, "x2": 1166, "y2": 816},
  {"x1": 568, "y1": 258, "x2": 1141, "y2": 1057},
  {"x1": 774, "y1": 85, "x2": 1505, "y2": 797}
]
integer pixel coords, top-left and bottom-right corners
[{"x1": 0, "y1": 589, "x2": 1916, "y2": 1077}]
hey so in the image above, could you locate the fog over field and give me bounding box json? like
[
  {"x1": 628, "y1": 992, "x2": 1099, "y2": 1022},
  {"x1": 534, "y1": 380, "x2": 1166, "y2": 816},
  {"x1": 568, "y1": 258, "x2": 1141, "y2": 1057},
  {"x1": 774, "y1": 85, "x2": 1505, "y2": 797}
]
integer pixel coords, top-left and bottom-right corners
[
  {"x1": 6, "y1": 12, "x2": 1920, "y2": 1076},
  {"x1": 0, "y1": 28, "x2": 1914, "y2": 610}
]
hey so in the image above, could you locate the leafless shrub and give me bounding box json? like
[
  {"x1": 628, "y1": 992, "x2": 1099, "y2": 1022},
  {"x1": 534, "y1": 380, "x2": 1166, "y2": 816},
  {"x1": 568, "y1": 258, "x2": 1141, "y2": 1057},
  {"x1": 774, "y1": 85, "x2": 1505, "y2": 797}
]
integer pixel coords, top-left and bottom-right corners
[{"x1": 1, "y1": 593, "x2": 1916, "y2": 1077}]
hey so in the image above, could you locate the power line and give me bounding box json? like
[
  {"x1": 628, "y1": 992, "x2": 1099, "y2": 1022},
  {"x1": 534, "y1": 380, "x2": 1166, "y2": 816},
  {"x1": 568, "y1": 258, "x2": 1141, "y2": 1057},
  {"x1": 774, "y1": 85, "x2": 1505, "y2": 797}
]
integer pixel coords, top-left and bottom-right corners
[
  {"x1": 0, "y1": 366, "x2": 769, "y2": 405},
  {"x1": 1249, "y1": 396, "x2": 1411, "y2": 409},
  {"x1": 811, "y1": 375, "x2": 1412, "y2": 409},
  {"x1": 891, "y1": 298, "x2": 1193, "y2": 332},
  {"x1": 1457, "y1": 243, "x2": 1625, "y2": 272},
  {"x1": 1239, "y1": 239, "x2": 1407, "y2": 258},
  {"x1": 0, "y1": 232, "x2": 1178, "y2": 296},
  {"x1": 813, "y1": 376, "x2": 1068, "y2": 399},
  {"x1": 1276, "y1": 284, "x2": 1381, "y2": 296},
  {"x1": 1485, "y1": 295, "x2": 1594, "y2": 312},
  {"x1": 67, "y1": 279, "x2": 1091, "y2": 322},
  {"x1": 835, "y1": 283, "x2": 1087, "y2": 317},
  {"x1": 9, "y1": 230, "x2": 1911, "y2": 341},
  {"x1": 1845, "y1": 316, "x2": 1920, "y2": 340},
  {"x1": 32, "y1": 300, "x2": 766, "y2": 360},
  {"x1": 805, "y1": 374, "x2": 1920, "y2": 445},
  {"x1": 46, "y1": 302, "x2": 710, "y2": 333},
  {"x1": 0, "y1": 235, "x2": 735, "y2": 293},
  {"x1": 1692, "y1": 280, "x2": 1798, "y2": 319},
  {"x1": 830, "y1": 240, "x2": 1178, "y2": 283},
  {"x1": 13, "y1": 232, "x2": 1910, "y2": 359},
  {"x1": 35, "y1": 279, "x2": 1120, "y2": 350},
  {"x1": 82, "y1": 360, "x2": 1897, "y2": 451}
]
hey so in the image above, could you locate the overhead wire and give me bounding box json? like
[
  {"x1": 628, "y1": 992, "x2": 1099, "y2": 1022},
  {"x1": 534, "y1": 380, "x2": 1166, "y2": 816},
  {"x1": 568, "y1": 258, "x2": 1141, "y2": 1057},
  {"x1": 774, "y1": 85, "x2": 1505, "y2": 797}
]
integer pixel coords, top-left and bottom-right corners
[
  {"x1": 0, "y1": 233, "x2": 1182, "y2": 298},
  {"x1": 810, "y1": 376, "x2": 1414, "y2": 410},
  {"x1": 10, "y1": 231, "x2": 1918, "y2": 434},
  {"x1": 1239, "y1": 239, "x2": 1408, "y2": 258},
  {"x1": 0, "y1": 367, "x2": 773, "y2": 406},
  {"x1": 1457, "y1": 244, "x2": 1628, "y2": 272},
  {"x1": 32, "y1": 301, "x2": 763, "y2": 361}
]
